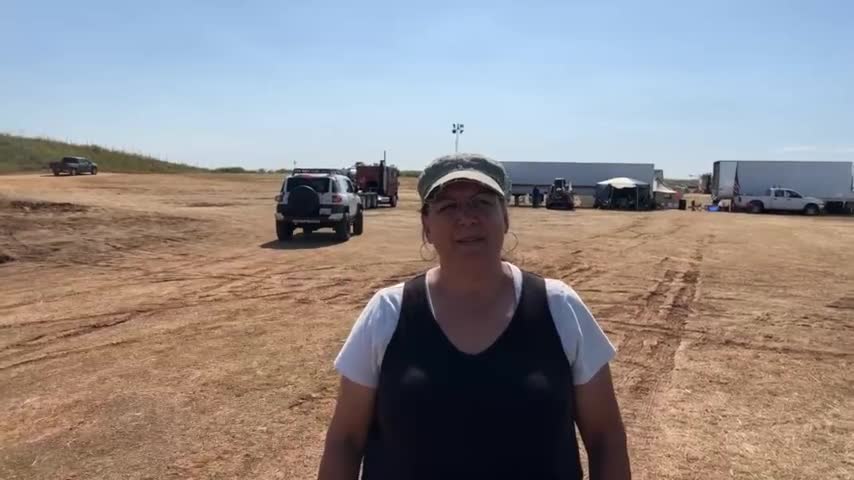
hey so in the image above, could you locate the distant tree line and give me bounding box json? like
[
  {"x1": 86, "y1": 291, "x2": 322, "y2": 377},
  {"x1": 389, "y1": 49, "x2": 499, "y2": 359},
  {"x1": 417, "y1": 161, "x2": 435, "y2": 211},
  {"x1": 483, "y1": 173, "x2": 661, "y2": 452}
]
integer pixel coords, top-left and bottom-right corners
[
  {"x1": 212, "y1": 166, "x2": 421, "y2": 176},
  {"x1": 213, "y1": 167, "x2": 289, "y2": 174}
]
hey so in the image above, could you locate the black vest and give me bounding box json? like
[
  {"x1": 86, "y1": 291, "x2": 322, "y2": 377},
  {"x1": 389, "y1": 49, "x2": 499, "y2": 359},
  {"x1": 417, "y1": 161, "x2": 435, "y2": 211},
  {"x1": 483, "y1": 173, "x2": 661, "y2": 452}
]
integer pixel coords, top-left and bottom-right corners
[{"x1": 362, "y1": 271, "x2": 583, "y2": 480}]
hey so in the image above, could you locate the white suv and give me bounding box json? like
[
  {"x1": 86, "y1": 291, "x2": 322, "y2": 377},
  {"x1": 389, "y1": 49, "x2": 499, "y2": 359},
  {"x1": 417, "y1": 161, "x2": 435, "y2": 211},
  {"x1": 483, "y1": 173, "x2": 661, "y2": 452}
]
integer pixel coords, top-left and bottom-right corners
[{"x1": 275, "y1": 169, "x2": 364, "y2": 241}]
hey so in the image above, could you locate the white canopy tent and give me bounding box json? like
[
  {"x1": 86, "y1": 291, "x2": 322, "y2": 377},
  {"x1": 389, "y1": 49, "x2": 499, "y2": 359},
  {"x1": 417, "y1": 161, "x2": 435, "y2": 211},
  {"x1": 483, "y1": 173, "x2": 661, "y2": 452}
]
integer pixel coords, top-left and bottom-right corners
[
  {"x1": 596, "y1": 177, "x2": 651, "y2": 210},
  {"x1": 653, "y1": 181, "x2": 677, "y2": 194},
  {"x1": 597, "y1": 177, "x2": 650, "y2": 189},
  {"x1": 653, "y1": 179, "x2": 680, "y2": 209}
]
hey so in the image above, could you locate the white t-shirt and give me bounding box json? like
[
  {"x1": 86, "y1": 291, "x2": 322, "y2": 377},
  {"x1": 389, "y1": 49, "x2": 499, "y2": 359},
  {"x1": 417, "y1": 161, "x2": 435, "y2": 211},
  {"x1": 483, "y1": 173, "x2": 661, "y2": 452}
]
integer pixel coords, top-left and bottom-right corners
[{"x1": 335, "y1": 262, "x2": 616, "y2": 388}]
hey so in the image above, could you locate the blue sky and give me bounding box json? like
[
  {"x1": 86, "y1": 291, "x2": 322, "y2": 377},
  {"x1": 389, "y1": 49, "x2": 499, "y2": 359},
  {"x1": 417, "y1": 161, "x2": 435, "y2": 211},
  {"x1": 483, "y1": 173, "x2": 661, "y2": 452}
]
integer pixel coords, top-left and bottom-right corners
[{"x1": 1, "y1": 0, "x2": 852, "y2": 177}]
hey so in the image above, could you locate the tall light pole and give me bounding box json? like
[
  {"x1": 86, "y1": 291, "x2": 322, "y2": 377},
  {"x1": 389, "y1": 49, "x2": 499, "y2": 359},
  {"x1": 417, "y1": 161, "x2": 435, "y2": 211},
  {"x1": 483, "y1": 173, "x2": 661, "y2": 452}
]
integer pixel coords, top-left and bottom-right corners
[{"x1": 452, "y1": 123, "x2": 464, "y2": 153}]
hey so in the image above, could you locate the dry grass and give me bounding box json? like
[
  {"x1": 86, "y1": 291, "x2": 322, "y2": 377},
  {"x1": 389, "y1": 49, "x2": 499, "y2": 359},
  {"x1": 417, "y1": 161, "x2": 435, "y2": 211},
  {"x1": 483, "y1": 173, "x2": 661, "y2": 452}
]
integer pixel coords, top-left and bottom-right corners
[
  {"x1": 0, "y1": 133, "x2": 203, "y2": 174},
  {"x1": 1, "y1": 173, "x2": 852, "y2": 479}
]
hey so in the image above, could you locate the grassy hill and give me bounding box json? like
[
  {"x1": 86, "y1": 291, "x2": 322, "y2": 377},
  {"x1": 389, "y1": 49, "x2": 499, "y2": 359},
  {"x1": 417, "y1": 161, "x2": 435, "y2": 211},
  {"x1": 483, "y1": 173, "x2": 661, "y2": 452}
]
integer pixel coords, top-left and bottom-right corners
[{"x1": 0, "y1": 133, "x2": 204, "y2": 174}]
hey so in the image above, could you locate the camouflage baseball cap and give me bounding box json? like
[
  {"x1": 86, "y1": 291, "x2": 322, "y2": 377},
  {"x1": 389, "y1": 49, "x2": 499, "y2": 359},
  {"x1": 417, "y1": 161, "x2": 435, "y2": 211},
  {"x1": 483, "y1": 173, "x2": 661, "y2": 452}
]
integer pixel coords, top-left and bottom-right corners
[{"x1": 417, "y1": 153, "x2": 510, "y2": 202}]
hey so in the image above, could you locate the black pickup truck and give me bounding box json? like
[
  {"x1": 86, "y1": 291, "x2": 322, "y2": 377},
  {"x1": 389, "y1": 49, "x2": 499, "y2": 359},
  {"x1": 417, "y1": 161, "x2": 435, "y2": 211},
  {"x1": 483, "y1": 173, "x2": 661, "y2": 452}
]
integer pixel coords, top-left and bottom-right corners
[{"x1": 50, "y1": 156, "x2": 98, "y2": 176}]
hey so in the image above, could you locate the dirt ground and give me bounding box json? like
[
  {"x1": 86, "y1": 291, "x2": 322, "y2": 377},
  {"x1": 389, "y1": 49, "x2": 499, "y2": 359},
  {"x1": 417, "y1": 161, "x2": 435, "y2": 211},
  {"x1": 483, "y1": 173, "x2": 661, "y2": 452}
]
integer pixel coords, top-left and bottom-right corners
[{"x1": 1, "y1": 173, "x2": 852, "y2": 480}]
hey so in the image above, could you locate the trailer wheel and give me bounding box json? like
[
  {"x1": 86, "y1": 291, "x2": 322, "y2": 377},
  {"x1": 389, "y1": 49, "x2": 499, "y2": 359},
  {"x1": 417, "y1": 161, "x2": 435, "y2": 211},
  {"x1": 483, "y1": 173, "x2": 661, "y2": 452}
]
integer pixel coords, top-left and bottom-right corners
[{"x1": 748, "y1": 201, "x2": 764, "y2": 214}]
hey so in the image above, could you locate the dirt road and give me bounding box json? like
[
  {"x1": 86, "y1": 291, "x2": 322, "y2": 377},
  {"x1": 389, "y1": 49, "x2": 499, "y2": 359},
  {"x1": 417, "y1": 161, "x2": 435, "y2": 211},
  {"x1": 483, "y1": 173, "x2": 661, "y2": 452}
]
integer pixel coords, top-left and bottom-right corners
[{"x1": 1, "y1": 173, "x2": 852, "y2": 479}]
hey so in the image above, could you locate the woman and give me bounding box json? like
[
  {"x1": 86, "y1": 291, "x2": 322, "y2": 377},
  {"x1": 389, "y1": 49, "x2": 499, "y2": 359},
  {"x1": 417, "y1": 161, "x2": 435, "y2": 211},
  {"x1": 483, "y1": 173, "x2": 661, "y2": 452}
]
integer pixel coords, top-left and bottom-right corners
[{"x1": 318, "y1": 154, "x2": 630, "y2": 480}]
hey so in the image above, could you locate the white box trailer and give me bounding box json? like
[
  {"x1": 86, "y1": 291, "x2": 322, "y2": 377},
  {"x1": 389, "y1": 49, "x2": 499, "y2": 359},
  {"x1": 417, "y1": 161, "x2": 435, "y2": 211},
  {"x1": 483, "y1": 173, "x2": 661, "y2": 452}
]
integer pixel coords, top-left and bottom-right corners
[
  {"x1": 712, "y1": 160, "x2": 854, "y2": 211},
  {"x1": 501, "y1": 161, "x2": 656, "y2": 198}
]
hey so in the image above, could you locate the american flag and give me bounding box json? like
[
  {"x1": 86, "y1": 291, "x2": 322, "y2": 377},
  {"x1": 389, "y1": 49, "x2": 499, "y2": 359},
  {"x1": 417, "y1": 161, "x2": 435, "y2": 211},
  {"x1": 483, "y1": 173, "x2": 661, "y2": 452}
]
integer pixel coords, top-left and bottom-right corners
[{"x1": 733, "y1": 164, "x2": 741, "y2": 197}]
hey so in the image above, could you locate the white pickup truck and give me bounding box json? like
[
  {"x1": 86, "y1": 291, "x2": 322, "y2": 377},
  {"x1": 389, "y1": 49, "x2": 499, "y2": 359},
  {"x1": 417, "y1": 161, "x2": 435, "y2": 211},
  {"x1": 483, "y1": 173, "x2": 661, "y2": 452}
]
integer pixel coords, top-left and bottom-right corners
[{"x1": 735, "y1": 187, "x2": 824, "y2": 215}]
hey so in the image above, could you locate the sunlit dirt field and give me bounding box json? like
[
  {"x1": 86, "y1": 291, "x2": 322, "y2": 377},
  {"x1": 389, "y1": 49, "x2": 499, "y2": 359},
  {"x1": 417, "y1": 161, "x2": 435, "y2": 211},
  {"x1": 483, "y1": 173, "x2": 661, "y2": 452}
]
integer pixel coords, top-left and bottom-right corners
[{"x1": 1, "y1": 173, "x2": 852, "y2": 479}]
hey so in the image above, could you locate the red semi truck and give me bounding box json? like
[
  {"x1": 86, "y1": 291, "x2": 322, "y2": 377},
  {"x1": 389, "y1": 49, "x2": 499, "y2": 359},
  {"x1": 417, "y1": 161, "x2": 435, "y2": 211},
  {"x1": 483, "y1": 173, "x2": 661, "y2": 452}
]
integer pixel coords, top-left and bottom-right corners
[{"x1": 353, "y1": 160, "x2": 400, "y2": 208}]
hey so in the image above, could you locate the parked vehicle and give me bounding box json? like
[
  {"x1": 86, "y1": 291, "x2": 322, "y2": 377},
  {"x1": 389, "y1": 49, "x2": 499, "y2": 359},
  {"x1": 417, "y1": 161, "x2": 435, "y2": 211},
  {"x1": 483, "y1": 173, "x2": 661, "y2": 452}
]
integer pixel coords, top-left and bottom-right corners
[
  {"x1": 713, "y1": 161, "x2": 854, "y2": 213},
  {"x1": 501, "y1": 161, "x2": 655, "y2": 207},
  {"x1": 545, "y1": 178, "x2": 575, "y2": 210},
  {"x1": 274, "y1": 168, "x2": 364, "y2": 241},
  {"x1": 50, "y1": 156, "x2": 98, "y2": 176},
  {"x1": 352, "y1": 159, "x2": 399, "y2": 209},
  {"x1": 734, "y1": 187, "x2": 824, "y2": 215}
]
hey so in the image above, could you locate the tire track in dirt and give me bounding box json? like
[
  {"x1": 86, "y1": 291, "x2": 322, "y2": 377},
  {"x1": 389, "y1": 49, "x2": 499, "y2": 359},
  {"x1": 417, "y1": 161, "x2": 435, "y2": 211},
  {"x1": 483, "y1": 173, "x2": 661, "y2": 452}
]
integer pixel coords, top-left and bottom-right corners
[
  {"x1": 557, "y1": 264, "x2": 602, "y2": 287},
  {"x1": 607, "y1": 238, "x2": 704, "y2": 439},
  {"x1": 523, "y1": 215, "x2": 690, "y2": 290},
  {"x1": 604, "y1": 318, "x2": 708, "y2": 338},
  {"x1": 612, "y1": 265, "x2": 683, "y2": 391},
  {"x1": 636, "y1": 267, "x2": 698, "y2": 418},
  {"x1": 0, "y1": 285, "x2": 335, "y2": 331},
  {"x1": 827, "y1": 295, "x2": 854, "y2": 310},
  {"x1": 518, "y1": 254, "x2": 603, "y2": 289},
  {"x1": 0, "y1": 314, "x2": 135, "y2": 353},
  {"x1": 583, "y1": 216, "x2": 647, "y2": 242},
  {"x1": 613, "y1": 215, "x2": 691, "y2": 256},
  {"x1": 0, "y1": 338, "x2": 143, "y2": 372},
  {"x1": 325, "y1": 265, "x2": 429, "y2": 306},
  {"x1": 711, "y1": 338, "x2": 854, "y2": 359}
]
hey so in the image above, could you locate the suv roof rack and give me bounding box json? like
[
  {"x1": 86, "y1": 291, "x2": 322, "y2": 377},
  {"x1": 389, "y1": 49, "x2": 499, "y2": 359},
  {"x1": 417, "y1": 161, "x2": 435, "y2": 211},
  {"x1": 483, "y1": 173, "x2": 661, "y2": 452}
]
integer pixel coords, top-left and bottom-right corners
[{"x1": 292, "y1": 168, "x2": 346, "y2": 175}]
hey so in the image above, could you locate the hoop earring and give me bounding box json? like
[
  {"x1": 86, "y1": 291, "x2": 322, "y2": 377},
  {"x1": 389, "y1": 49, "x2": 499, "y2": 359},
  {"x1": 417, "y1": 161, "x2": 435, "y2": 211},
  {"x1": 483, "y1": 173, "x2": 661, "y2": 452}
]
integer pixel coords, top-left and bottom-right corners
[
  {"x1": 503, "y1": 231, "x2": 519, "y2": 255},
  {"x1": 420, "y1": 242, "x2": 437, "y2": 262}
]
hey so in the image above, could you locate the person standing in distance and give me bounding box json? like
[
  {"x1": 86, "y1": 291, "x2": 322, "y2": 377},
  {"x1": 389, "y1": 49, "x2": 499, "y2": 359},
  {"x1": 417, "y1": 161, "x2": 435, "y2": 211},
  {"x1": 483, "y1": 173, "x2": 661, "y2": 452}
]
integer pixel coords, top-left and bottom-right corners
[{"x1": 318, "y1": 153, "x2": 630, "y2": 480}]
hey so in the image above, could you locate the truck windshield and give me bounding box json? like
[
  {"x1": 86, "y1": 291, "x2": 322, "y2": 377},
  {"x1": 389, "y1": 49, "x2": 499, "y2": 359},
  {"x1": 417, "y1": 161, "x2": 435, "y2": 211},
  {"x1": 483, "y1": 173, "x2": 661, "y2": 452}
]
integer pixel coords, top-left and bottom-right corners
[
  {"x1": 787, "y1": 191, "x2": 802, "y2": 198},
  {"x1": 286, "y1": 176, "x2": 330, "y2": 193}
]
